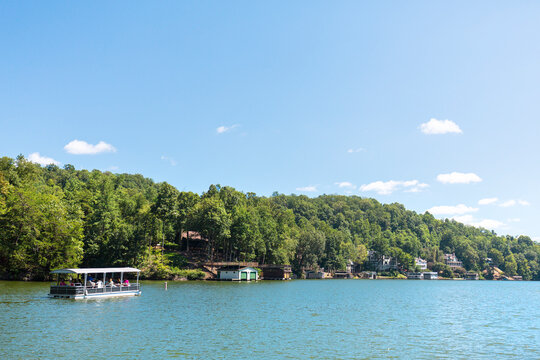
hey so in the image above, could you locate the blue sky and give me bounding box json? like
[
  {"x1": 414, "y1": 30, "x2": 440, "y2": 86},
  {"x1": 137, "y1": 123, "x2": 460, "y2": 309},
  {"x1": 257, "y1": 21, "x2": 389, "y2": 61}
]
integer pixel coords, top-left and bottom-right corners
[{"x1": 1, "y1": 1, "x2": 539, "y2": 240}]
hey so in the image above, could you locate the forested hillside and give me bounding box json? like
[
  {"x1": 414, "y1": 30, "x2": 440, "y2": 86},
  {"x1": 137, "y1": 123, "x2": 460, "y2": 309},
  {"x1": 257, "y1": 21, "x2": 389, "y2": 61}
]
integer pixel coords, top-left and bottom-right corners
[{"x1": 1, "y1": 155, "x2": 539, "y2": 280}]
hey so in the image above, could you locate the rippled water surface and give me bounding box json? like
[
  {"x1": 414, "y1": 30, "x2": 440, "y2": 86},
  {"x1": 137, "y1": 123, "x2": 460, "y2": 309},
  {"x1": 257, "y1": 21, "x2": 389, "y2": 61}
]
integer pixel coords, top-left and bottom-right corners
[{"x1": 1, "y1": 280, "x2": 539, "y2": 359}]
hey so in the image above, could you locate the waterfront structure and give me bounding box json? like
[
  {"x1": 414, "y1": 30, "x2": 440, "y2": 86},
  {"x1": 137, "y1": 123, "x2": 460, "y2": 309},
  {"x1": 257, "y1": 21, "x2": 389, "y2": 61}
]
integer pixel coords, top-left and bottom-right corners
[
  {"x1": 367, "y1": 251, "x2": 398, "y2": 271},
  {"x1": 218, "y1": 266, "x2": 258, "y2": 281},
  {"x1": 359, "y1": 271, "x2": 377, "y2": 279},
  {"x1": 407, "y1": 272, "x2": 424, "y2": 279},
  {"x1": 415, "y1": 258, "x2": 428, "y2": 270},
  {"x1": 444, "y1": 253, "x2": 463, "y2": 269},
  {"x1": 305, "y1": 270, "x2": 330, "y2": 279},
  {"x1": 422, "y1": 272, "x2": 438, "y2": 280},
  {"x1": 333, "y1": 271, "x2": 353, "y2": 279},
  {"x1": 259, "y1": 264, "x2": 292, "y2": 280},
  {"x1": 465, "y1": 273, "x2": 479, "y2": 280},
  {"x1": 49, "y1": 267, "x2": 141, "y2": 299}
]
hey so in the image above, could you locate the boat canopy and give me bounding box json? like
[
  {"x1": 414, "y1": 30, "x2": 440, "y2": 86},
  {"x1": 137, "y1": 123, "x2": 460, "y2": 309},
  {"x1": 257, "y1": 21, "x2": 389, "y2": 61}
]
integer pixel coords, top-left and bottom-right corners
[{"x1": 50, "y1": 267, "x2": 141, "y2": 274}]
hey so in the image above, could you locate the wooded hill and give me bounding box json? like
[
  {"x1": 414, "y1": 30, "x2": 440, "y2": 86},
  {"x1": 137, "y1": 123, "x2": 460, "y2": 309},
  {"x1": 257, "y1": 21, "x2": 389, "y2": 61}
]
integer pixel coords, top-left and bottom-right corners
[{"x1": 1, "y1": 155, "x2": 539, "y2": 280}]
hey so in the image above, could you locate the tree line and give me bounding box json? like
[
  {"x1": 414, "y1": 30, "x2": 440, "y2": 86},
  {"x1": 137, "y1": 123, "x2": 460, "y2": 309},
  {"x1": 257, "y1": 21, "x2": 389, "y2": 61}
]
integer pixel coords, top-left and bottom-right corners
[{"x1": 1, "y1": 155, "x2": 539, "y2": 280}]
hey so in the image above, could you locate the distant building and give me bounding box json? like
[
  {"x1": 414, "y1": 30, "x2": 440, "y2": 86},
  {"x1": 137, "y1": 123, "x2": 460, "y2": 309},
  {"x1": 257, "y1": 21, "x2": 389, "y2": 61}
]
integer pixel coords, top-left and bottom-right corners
[
  {"x1": 218, "y1": 266, "x2": 258, "y2": 281},
  {"x1": 407, "y1": 272, "x2": 424, "y2": 280},
  {"x1": 346, "y1": 260, "x2": 354, "y2": 274},
  {"x1": 465, "y1": 273, "x2": 479, "y2": 280},
  {"x1": 359, "y1": 271, "x2": 377, "y2": 279},
  {"x1": 415, "y1": 258, "x2": 428, "y2": 270},
  {"x1": 305, "y1": 270, "x2": 330, "y2": 279},
  {"x1": 423, "y1": 272, "x2": 438, "y2": 280},
  {"x1": 484, "y1": 257, "x2": 493, "y2": 265},
  {"x1": 259, "y1": 264, "x2": 292, "y2": 280},
  {"x1": 368, "y1": 251, "x2": 398, "y2": 272},
  {"x1": 444, "y1": 253, "x2": 463, "y2": 269},
  {"x1": 333, "y1": 271, "x2": 353, "y2": 279}
]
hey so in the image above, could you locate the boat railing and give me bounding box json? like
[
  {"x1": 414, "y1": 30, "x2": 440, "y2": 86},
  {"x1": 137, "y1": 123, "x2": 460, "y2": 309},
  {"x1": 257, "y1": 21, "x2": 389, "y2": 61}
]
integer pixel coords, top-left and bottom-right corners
[{"x1": 50, "y1": 284, "x2": 140, "y2": 296}]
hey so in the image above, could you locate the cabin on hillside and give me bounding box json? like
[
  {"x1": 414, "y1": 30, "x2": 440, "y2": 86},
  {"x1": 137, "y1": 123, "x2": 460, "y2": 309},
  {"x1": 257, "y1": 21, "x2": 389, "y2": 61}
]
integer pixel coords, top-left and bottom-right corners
[
  {"x1": 218, "y1": 266, "x2": 259, "y2": 281},
  {"x1": 259, "y1": 264, "x2": 292, "y2": 280},
  {"x1": 180, "y1": 231, "x2": 208, "y2": 255},
  {"x1": 444, "y1": 253, "x2": 463, "y2": 269}
]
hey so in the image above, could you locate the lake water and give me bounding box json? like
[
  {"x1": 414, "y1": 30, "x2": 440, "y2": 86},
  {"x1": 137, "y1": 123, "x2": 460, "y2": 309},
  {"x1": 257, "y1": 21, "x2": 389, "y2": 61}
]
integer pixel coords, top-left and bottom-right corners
[{"x1": 1, "y1": 280, "x2": 539, "y2": 359}]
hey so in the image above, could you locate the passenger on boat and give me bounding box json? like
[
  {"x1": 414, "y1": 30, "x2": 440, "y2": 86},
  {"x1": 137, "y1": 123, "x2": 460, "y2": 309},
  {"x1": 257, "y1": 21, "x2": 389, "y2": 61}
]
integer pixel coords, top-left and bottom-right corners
[
  {"x1": 59, "y1": 280, "x2": 66, "y2": 286},
  {"x1": 88, "y1": 280, "x2": 96, "y2": 288},
  {"x1": 108, "y1": 278, "x2": 116, "y2": 287},
  {"x1": 96, "y1": 280, "x2": 103, "y2": 288},
  {"x1": 123, "y1": 279, "x2": 130, "y2": 286}
]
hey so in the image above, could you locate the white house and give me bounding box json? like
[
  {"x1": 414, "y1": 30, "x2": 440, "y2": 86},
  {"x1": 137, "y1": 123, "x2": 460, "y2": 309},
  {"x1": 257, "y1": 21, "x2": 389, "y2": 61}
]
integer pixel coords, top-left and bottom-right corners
[
  {"x1": 415, "y1": 258, "x2": 428, "y2": 270},
  {"x1": 218, "y1": 266, "x2": 259, "y2": 281}
]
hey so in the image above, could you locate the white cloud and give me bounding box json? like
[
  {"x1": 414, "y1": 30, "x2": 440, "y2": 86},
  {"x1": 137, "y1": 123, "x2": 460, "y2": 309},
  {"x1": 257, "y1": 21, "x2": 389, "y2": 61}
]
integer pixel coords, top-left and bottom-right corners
[
  {"x1": 347, "y1": 148, "x2": 364, "y2": 153},
  {"x1": 28, "y1": 152, "x2": 59, "y2": 166},
  {"x1": 437, "y1": 172, "x2": 482, "y2": 184},
  {"x1": 420, "y1": 118, "x2": 462, "y2": 135},
  {"x1": 335, "y1": 181, "x2": 356, "y2": 189},
  {"x1": 161, "y1": 156, "x2": 177, "y2": 166},
  {"x1": 507, "y1": 218, "x2": 521, "y2": 223},
  {"x1": 478, "y1": 197, "x2": 498, "y2": 205},
  {"x1": 405, "y1": 183, "x2": 429, "y2": 193},
  {"x1": 107, "y1": 165, "x2": 119, "y2": 171},
  {"x1": 216, "y1": 124, "x2": 239, "y2": 134},
  {"x1": 64, "y1": 140, "x2": 116, "y2": 155},
  {"x1": 360, "y1": 179, "x2": 428, "y2": 195},
  {"x1": 472, "y1": 219, "x2": 505, "y2": 230},
  {"x1": 498, "y1": 199, "x2": 530, "y2": 207},
  {"x1": 296, "y1": 185, "x2": 317, "y2": 192},
  {"x1": 499, "y1": 200, "x2": 516, "y2": 208},
  {"x1": 427, "y1": 204, "x2": 478, "y2": 215},
  {"x1": 452, "y1": 215, "x2": 504, "y2": 230}
]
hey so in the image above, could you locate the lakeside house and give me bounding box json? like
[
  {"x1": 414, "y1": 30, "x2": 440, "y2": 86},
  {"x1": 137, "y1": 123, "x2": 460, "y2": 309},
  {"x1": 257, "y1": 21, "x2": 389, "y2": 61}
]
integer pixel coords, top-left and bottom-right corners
[
  {"x1": 415, "y1": 258, "x2": 428, "y2": 270},
  {"x1": 259, "y1": 264, "x2": 292, "y2": 280},
  {"x1": 465, "y1": 273, "x2": 479, "y2": 280},
  {"x1": 423, "y1": 272, "x2": 438, "y2": 280},
  {"x1": 444, "y1": 253, "x2": 463, "y2": 269},
  {"x1": 367, "y1": 251, "x2": 398, "y2": 271},
  {"x1": 218, "y1": 266, "x2": 259, "y2": 281}
]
